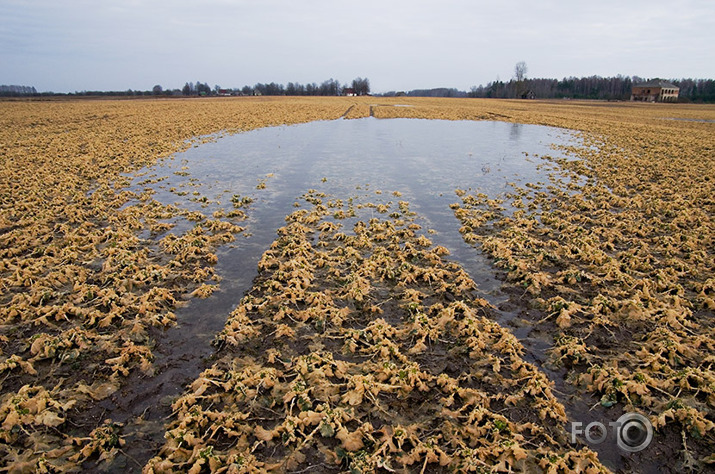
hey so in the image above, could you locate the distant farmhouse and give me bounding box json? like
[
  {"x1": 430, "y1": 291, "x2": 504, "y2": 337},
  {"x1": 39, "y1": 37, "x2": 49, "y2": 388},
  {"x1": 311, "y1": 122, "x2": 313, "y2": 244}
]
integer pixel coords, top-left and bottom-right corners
[{"x1": 631, "y1": 80, "x2": 679, "y2": 102}]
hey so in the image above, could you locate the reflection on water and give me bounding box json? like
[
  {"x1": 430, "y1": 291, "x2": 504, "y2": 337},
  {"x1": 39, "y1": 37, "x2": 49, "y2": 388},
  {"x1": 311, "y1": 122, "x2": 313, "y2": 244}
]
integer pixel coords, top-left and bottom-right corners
[
  {"x1": 510, "y1": 122, "x2": 523, "y2": 140},
  {"x1": 134, "y1": 118, "x2": 578, "y2": 324},
  {"x1": 118, "y1": 117, "x2": 582, "y2": 467}
]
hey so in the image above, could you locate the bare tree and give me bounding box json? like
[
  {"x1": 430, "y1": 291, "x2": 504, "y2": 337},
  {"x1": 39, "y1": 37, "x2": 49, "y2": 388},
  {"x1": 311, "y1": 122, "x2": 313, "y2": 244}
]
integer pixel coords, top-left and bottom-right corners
[
  {"x1": 514, "y1": 61, "x2": 528, "y2": 82},
  {"x1": 512, "y1": 62, "x2": 529, "y2": 98},
  {"x1": 351, "y1": 77, "x2": 370, "y2": 96}
]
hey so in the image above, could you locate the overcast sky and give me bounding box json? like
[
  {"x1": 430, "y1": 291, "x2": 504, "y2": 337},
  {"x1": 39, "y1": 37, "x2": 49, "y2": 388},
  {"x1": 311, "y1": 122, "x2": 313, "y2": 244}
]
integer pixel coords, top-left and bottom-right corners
[{"x1": 2, "y1": 0, "x2": 713, "y2": 93}]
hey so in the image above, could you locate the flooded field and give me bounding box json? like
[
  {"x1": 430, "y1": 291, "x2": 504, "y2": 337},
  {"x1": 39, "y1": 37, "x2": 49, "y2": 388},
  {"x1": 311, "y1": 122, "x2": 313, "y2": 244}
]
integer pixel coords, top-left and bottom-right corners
[
  {"x1": 1, "y1": 97, "x2": 713, "y2": 473},
  {"x1": 130, "y1": 118, "x2": 575, "y2": 314},
  {"x1": 114, "y1": 118, "x2": 583, "y2": 468}
]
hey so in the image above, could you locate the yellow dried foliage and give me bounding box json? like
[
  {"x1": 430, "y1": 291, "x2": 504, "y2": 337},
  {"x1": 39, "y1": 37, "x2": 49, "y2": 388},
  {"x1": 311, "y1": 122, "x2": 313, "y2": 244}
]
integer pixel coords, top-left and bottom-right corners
[
  {"x1": 147, "y1": 191, "x2": 606, "y2": 473},
  {"x1": 0, "y1": 97, "x2": 351, "y2": 469},
  {"x1": 1, "y1": 96, "x2": 713, "y2": 470},
  {"x1": 445, "y1": 99, "x2": 715, "y2": 466}
]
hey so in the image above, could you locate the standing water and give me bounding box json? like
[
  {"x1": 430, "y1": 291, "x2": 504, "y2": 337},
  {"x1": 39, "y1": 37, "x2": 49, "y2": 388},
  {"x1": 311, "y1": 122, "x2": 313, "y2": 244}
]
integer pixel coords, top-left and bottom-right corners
[
  {"x1": 116, "y1": 117, "x2": 586, "y2": 468},
  {"x1": 133, "y1": 118, "x2": 576, "y2": 316}
]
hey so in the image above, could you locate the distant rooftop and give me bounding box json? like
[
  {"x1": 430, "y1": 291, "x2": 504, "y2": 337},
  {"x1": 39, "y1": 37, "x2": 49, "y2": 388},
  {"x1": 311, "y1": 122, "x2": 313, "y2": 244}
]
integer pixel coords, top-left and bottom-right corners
[{"x1": 634, "y1": 79, "x2": 679, "y2": 89}]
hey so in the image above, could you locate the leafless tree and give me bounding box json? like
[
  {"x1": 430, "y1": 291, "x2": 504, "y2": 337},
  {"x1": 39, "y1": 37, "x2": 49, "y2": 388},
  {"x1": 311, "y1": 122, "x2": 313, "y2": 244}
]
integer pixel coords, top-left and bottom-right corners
[{"x1": 351, "y1": 77, "x2": 370, "y2": 96}]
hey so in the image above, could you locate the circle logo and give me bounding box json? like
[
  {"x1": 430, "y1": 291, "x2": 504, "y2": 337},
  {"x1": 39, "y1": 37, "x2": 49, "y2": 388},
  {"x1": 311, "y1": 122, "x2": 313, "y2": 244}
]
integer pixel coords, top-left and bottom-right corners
[{"x1": 615, "y1": 413, "x2": 653, "y2": 452}]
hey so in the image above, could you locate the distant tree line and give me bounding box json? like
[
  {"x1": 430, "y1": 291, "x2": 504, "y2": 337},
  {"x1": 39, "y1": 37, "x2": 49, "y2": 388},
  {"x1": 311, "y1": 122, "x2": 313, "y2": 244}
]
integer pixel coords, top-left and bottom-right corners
[
  {"x1": 0, "y1": 77, "x2": 370, "y2": 98},
  {"x1": 671, "y1": 79, "x2": 715, "y2": 103},
  {"x1": 467, "y1": 75, "x2": 637, "y2": 100},
  {"x1": 467, "y1": 76, "x2": 715, "y2": 102},
  {"x1": 0, "y1": 85, "x2": 38, "y2": 96},
  {"x1": 3, "y1": 75, "x2": 714, "y2": 102},
  {"x1": 406, "y1": 88, "x2": 467, "y2": 98},
  {"x1": 161, "y1": 77, "x2": 369, "y2": 97},
  {"x1": 234, "y1": 77, "x2": 369, "y2": 97},
  {"x1": 181, "y1": 81, "x2": 213, "y2": 96},
  {"x1": 0, "y1": 86, "x2": 181, "y2": 97},
  {"x1": 246, "y1": 78, "x2": 342, "y2": 96},
  {"x1": 379, "y1": 88, "x2": 468, "y2": 98},
  {"x1": 379, "y1": 76, "x2": 715, "y2": 103}
]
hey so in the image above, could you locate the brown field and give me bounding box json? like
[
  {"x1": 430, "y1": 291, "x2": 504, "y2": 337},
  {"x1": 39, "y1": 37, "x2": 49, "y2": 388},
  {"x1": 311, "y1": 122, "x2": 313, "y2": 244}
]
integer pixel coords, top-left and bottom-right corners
[{"x1": 0, "y1": 97, "x2": 713, "y2": 472}]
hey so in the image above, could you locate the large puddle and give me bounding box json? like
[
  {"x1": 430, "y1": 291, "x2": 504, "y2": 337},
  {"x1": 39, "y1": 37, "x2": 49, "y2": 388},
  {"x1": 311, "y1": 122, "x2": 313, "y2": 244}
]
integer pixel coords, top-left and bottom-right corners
[
  {"x1": 134, "y1": 117, "x2": 576, "y2": 311},
  {"x1": 119, "y1": 117, "x2": 587, "y2": 467}
]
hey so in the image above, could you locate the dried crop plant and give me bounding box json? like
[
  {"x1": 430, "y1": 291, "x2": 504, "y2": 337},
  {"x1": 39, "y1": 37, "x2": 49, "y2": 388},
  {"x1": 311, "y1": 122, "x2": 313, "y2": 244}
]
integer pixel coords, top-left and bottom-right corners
[{"x1": 146, "y1": 191, "x2": 606, "y2": 473}]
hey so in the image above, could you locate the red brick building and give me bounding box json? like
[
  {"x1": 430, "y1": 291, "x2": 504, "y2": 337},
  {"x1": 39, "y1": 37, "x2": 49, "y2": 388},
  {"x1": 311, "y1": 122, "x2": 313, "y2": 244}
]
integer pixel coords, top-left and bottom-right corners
[{"x1": 631, "y1": 80, "x2": 679, "y2": 102}]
